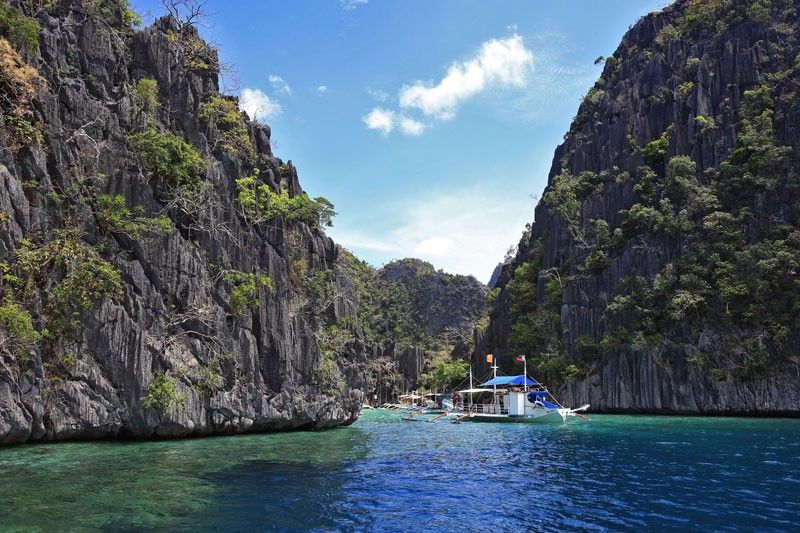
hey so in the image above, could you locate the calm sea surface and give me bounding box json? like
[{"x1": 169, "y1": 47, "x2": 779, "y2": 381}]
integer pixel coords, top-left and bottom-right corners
[{"x1": 0, "y1": 411, "x2": 798, "y2": 531}]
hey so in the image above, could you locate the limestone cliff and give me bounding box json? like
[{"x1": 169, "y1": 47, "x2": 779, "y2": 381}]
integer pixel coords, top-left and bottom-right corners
[
  {"x1": 479, "y1": 0, "x2": 800, "y2": 415},
  {"x1": 0, "y1": 0, "x2": 369, "y2": 444},
  {"x1": 338, "y1": 253, "x2": 486, "y2": 403}
]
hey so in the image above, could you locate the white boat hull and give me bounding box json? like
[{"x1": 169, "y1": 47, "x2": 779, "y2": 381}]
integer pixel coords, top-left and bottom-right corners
[
  {"x1": 457, "y1": 408, "x2": 563, "y2": 423},
  {"x1": 448, "y1": 371, "x2": 590, "y2": 424},
  {"x1": 450, "y1": 391, "x2": 589, "y2": 423}
]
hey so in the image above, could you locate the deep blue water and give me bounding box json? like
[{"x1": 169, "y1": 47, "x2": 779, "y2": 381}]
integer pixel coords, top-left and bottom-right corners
[{"x1": 0, "y1": 411, "x2": 798, "y2": 531}]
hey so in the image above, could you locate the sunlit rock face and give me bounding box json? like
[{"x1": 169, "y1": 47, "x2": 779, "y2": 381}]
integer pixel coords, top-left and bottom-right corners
[
  {"x1": 478, "y1": 0, "x2": 800, "y2": 415},
  {"x1": 0, "y1": 2, "x2": 368, "y2": 444}
]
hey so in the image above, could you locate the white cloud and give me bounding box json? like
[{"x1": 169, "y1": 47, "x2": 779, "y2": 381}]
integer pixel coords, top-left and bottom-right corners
[
  {"x1": 363, "y1": 109, "x2": 427, "y2": 136},
  {"x1": 239, "y1": 88, "x2": 281, "y2": 121},
  {"x1": 268, "y1": 74, "x2": 292, "y2": 96},
  {"x1": 316, "y1": 85, "x2": 329, "y2": 93},
  {"x1": 398, "y1": 34, "x2": 533, "y2": 120},
  {"x1": 414, "y1": 237, "x2": 454, "y2": 256},
  {"x1": 399, "y1": 117, "x2": 426, "y2": 136},
  {"x1": 330, "y1": 185, "x2": 533, "y2": 282},
  {"x1": 362, "y1": 107, "x2": 395, "y2": 135},
  {"x1": 361, "y1": 34, "x2": 534, "y2": 136},
  {"x1": 341, "y1": 0, "x2": 367, "y2": 10},
  {"x1": 491, "y1": 32, "x2": 599, "y2": 124},
  {"x1": 366, "y1": 87, "x2": 389, "y2": 102}
]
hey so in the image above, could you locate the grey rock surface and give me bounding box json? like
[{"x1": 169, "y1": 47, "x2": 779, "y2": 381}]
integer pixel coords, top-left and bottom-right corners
[
  {"x1": 0, "y1": 1, "x2": 367, "y2": 444},
  {"x1": 477, "y1": 0, "x2": 800, "y2": 415}
]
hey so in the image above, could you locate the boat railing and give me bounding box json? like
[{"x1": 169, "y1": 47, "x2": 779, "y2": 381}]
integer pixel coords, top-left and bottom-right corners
[{"x1": 454, "y1": 402, "x2": 508, "y2": 415}]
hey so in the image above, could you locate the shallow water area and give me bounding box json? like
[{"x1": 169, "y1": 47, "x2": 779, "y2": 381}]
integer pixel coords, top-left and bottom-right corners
[{"x1": 0, "y1": 411, "x2": 798, "y2": 531}]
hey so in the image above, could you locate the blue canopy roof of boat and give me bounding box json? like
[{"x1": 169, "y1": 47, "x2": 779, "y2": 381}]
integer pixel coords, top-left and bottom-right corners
[{"x1": 479, "y1": 375, "x2": 538, "y2": 386}]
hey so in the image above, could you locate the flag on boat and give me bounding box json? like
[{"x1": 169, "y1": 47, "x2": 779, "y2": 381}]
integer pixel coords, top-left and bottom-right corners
[
  {"x1": 515, "y1": 355, "x2": 526, "y2": 362},
  {"x1": 486, "y1": 354, "x2": 493, "y2": 364}
]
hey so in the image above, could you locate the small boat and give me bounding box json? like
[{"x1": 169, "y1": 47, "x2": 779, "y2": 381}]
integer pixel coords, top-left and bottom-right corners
[
  {"x1": 401, "y1": 393, "x2": 451, "y2": 421},
  {"x1": 379, "y1": 394, "x2": 427, "y2": 412},
  {"x1": 449, "y1": 358, "x2": 589, "y2": 423}
]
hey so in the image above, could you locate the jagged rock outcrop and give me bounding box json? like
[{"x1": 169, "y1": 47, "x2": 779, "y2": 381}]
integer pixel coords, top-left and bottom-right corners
[
  {"x1": 337, "y1": 253, "x2": 486, "y2": 401},
  {"x1": 377, "y1": 258, "x2": 487, "y2": 344},
  {"x1": 479, "y1": 0, "x2": 800, "y2": 414},
  {"x1": 487, "y1": 263, "x2": 504, "y2": 289},
  {"x1": 0, "y1": 0, "x2": 369, "y2": 444},
  {"x1": 364, "y1": 344, "x2": 425, "y2": 405}
]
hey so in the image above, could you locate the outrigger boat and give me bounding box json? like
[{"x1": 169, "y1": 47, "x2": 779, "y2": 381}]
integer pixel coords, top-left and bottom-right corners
[
  {"x1": 380, "y1": 393, "x2": 447, "y2": 412},
  {"x1": 401, "y1": 393, "x2": 452, "y2": 420},
  {"x1": 378, "y1": 394, "x2": 425, "y2": 411},
  {"x1": 448, "y1": 355, "x2": 589, "y2": 423}
]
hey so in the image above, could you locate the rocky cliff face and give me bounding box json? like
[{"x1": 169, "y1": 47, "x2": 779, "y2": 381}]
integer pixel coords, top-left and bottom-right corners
[
  {"x1": 364, "y1": 344, "x2": 425, "y2": 405},
  {"x1": 480, "y1": 0, "x2": 800, "y2": 414},
  {"x1": 374, "y1": 258, "x2": 486, "y2": 347},
  {"x1": 0, "y1": 0, "x2": 370, "y2": 444},
  {"x1": 338, "y1": 253, "x2": 486, "y2": 402}
]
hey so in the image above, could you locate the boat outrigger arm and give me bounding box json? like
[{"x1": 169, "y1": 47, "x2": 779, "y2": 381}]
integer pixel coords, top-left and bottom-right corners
[{"x1": 557, "y1": 404, "x2": 591, "y2": 422}]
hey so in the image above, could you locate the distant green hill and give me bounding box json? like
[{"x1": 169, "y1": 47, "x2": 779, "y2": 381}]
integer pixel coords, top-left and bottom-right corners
[{"x1": 338, "y1": 251, "x2": 487, "y2": 354}]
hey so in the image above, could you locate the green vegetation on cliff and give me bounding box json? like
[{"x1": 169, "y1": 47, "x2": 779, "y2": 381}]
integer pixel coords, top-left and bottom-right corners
[
  {"x1": 85, "y1": 0, "x2": 141, "y2": 28},
  {"x1": 0, "y1": 301, "x2": 38, "y2": 358},
  {"x1": 200, "y1": 95, "x2": 254, "y2": 158},
  {"x1": 418, "y1": 355, "x2": 469, "y2": 391},
  {"x1": 133, "y1": 78, "x2": 159, "y2": 119},
  {"x1": 0, "y1": 1, "x2": 39, "y2": 53},
  {"x1": 128, "y1": 128, "x2": 207, "y2": 189},
  {"x1": 316, "y1": 323, "x2": 351, "y2": 395},
  {"x1": 338, "y1": 253, "x2": 486, "y2": 352},
  {"x1": 235, "y1": 171, "x2": 336, "y2": 229},
  {"x1": 0, "y1": 229, "x2": 123, "y2": 345},
  {"x1": 224, "y1": 271, "x2": 273, "y2": 317},
  {"x1": 95, "y1": 194, "x2": 172, "y2": 238},
  {"x1": 0, "y1": 32, "x2": 43, "y2": 150},
  {"x1": 142, "y1": 372, "x2": 186, "y2": 414}
]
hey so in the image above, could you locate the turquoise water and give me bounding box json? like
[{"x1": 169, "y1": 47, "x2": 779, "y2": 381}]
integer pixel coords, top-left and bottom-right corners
[{"x1": 0, "y1": 412, "x2": 798, "y2": 531}]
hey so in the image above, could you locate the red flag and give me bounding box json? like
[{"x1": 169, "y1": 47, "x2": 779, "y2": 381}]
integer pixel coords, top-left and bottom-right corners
[{"x1": 515, "y1": 355, "x2": 526, "y2": 363}]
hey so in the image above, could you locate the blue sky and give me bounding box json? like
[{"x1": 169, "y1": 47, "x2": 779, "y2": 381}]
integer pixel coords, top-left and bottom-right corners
[{"x1": 132, "y1": 0, "x2": 669, "y2": 282}]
